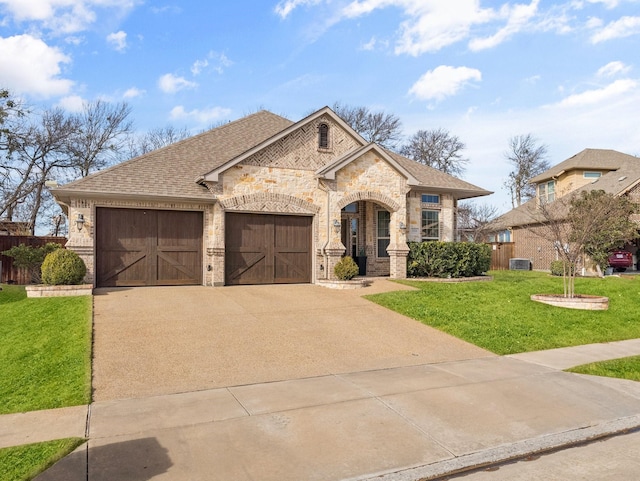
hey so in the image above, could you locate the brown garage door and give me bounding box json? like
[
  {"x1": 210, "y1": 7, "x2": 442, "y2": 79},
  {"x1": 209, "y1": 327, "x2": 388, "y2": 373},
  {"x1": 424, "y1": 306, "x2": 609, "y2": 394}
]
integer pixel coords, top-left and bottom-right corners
[
  {"x1": 225, "y1": 213, "x2": 311, "y2": 285},
  {"x1": 96, "y1": 208, "x2": 202, "y2": 287}
]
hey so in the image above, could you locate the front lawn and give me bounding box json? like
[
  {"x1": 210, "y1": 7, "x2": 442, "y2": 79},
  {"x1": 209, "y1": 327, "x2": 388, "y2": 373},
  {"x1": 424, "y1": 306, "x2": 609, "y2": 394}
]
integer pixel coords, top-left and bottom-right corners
[
  {"x1": 568, "y1": 355, "x2": 640, "y2": 382},
  {"x1": 367, "y1": 270, "x2": 640, "y2": 355},
  {"x1": 0, "y1": 285, "x2": 92, "y2": 414},
  {"x1": 0, "y1": 438, "x2": 84, "y2": 481}
]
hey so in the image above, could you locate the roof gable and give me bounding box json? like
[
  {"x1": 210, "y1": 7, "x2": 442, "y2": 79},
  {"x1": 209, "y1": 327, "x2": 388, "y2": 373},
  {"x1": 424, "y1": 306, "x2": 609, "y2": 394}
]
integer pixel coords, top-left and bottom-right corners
[
  {"x1": 203, "y1": 107, "x2": 366, "y2": 182},
  {"x1": 316, "y1": 143, "x2": 420, "y2": 186}
]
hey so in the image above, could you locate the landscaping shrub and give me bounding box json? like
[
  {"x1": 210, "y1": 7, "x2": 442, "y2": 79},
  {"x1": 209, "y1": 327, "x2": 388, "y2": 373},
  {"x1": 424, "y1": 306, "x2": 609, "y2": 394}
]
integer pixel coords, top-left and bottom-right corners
[
  {"x1": 407, "y1": 241, "x2": 491, "y2": 278},
  {"x1": 1, "y1": 243, "x2": 62, "y2": 283},
  {"x1": 41, "y1": 249, "x2": 87, "y2": 285},
  {"x1": 550, "y1": 260, "x2": 575, "y2": 277},
  {"x1": 334, "y1": 256, "x2": 359, "y2": 280}
]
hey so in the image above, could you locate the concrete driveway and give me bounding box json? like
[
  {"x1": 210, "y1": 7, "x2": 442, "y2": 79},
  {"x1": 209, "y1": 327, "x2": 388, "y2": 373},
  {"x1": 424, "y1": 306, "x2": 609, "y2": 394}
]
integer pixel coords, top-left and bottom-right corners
[{"x1": 92, "y1": 280, "x2": 492, "y2": 401}]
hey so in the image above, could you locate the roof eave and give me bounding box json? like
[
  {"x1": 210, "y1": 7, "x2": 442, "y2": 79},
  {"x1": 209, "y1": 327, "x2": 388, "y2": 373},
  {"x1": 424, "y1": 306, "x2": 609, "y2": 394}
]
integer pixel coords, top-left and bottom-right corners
[{"x1": 51, "y1": 189, "x2": 216, "y2": 206}]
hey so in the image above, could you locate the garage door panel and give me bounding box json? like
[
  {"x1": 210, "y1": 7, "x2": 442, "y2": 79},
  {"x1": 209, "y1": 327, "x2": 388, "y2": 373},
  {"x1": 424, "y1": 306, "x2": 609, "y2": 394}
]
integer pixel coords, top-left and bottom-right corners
[
  {"x1": 225, "y1": 213, "x2": 311, "y2": 285},
  {"x1": 96, "y1": 208, "x2": 202, "y2": 287}
]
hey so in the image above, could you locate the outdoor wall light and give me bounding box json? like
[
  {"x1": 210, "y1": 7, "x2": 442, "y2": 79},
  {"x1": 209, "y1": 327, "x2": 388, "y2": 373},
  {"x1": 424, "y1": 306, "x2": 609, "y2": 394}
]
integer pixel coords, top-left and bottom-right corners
[
  {"x1": 399, "y1": 221, "x2": 406, "y2": 230},
  {"x1": 75, "y1": 213, "x2": 85, "y2": 231},
  {"x1": 332, "y1": 219, "x2": 341, "y2": 232}
]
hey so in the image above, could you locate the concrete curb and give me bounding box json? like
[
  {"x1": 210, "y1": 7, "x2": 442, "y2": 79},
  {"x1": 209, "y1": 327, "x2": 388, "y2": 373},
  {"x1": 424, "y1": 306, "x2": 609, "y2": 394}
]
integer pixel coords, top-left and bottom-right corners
[{"x1": 360, "y1": 415, "x2": 640, "y2": 481}]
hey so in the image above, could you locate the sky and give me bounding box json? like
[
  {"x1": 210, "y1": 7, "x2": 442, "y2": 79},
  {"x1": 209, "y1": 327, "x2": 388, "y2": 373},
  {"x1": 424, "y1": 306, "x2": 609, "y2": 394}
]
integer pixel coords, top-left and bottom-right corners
[{"x1": 1, "y1": 0, "x2": 640, "y2": 214}]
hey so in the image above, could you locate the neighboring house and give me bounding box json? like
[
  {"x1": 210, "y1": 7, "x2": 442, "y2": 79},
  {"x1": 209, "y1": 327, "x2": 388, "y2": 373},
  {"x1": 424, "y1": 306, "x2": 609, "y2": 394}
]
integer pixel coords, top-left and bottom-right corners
[
  {"x1": 51, "y1": 107, "x2": 491, "y2": 287},
  {"x1": 490, "y1": 149, "x2": 640, "y2": 271}
]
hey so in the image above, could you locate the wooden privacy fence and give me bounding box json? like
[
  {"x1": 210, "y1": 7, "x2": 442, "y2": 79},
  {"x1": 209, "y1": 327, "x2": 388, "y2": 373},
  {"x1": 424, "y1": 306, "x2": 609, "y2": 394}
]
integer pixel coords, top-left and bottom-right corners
[
  {"x1": 489, "y1": 242, "x2": 515, "y2": 271},
  {"x1": 0, "y1": 236, "x2": 67, "y2": 284}
]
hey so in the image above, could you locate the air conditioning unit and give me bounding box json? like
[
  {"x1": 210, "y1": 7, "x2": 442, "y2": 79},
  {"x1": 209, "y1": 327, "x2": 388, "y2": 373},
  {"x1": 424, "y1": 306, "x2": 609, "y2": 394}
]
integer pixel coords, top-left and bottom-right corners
[{"x1": 509, "y1": 258, "x2": 531, "y2": 271}]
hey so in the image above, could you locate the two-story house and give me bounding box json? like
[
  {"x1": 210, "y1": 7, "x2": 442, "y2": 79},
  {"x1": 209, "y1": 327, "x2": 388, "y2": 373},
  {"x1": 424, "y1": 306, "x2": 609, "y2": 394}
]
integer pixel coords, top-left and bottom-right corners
[{"x1": 490, "y1": 149, "x2": 640, "y2": 271}]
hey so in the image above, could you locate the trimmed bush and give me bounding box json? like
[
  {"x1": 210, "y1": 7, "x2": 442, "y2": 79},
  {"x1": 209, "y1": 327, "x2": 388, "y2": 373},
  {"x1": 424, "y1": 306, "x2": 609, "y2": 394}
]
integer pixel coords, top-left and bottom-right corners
[
  {"x1": 41, "y1": 249, "x2": 87, "y2": 285},
  {"x1": 407, "y1": 241, "x2": 491, "y2": 278},
  {"x1": 550, "y1": 260, "x2": 575, "y2": 277},
  {"x1": 334, "y1": 256, "x2": 359, "y2": 280}
]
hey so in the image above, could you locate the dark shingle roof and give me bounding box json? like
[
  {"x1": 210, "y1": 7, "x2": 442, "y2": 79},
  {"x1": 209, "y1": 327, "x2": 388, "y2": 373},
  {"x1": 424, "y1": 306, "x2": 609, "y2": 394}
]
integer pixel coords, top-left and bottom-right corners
[
  {"x1": 530, "y1": 148, "x2": 638, "y2": 183},
  {"x1": 53, "y1": 110, "x2": 294, "y2": 201},
  {"x1": 52, "y1": 108, "x2": 491, "y2": 202},
  {"x1": 387, "y1": 150, "x2": 492, "y2": 199}
]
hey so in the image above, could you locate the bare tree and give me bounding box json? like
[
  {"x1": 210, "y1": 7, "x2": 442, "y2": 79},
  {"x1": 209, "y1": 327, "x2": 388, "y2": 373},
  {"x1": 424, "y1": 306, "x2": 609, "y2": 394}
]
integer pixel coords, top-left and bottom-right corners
[
  {"x1": 332, "y1": 102, "x2": 402, "y2": 150},
  {"x1": 127, "y1": 125, "x2": 191, "y2": 158},
  {"x1": 400, "y1": 128, "x2": 469, "y2": 176},
  {"x1": 504, "y1": 134, "x2": 549, "y2": 207},
  {"x1": 457, "y1": 201, "x2": 499, "y2": 242},
  {"x1": 0, "y1": 108, "x2": 77, "y2": 233},
  {"x1": 67, "y1": 99, "x2": 133, "y2": 177}
]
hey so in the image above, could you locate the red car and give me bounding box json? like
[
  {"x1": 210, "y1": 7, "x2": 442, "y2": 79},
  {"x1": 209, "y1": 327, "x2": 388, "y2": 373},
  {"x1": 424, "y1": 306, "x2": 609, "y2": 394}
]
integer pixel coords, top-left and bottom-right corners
[{"x1": 608, "y1": 250, "x2": 633, "y2": 272}]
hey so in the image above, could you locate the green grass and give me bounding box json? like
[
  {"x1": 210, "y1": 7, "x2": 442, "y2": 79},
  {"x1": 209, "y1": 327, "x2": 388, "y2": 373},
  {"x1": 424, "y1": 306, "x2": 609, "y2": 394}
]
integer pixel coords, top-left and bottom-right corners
[
  {"x1": 568, "y1": 355, "x2": 640, "y2": 381},
  {"x1": 0, "y1": 438, "x2": 85, "y2": 481},
  {"x1": 0, "y1": 285, "x2": 92, "y2": 414},
  {"x1": 367, "y1": 270, "x2": 640, "y2": 355}
]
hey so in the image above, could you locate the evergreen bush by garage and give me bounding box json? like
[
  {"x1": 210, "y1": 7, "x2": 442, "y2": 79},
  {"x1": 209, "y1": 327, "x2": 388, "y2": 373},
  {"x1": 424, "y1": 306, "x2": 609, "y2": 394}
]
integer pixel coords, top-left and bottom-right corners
[
  {"x1": 334, "y1": 256, "x2": 359, "y2": 280},
  {"x1": 407, "y1": 241, "x2": 491, "y2": 278},
  {"x1": 41, "y1": 249, "x2": 87, "y2": 285}
]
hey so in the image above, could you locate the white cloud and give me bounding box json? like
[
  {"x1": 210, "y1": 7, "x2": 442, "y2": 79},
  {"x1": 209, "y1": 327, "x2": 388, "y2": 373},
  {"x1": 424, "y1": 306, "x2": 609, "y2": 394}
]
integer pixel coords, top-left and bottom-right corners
[
  {"x1": 0, "y1": 0, "x2": 139, "y2": 35},
  {"x1": 191, "y1": 51, "x2": 233, "y2": 75},
  {"x1": 0, "y1": 34, "x2": 74, "y2": 97},
  {"x1": 585, "y1": 0, "x2": 620, "y2": 8},
  {"x1": 361, "y1": 36, "x2": 377, "y2": 50},
  {"x1": 553, "y1": 79, "x2": 638, "y2": 108},
  {"x1": 591, "y1": 16, "x2": 640, "y2": 43},
  {"x1": 123, "y1": 87, "x2": 145, "y2": 98},
  {"x1": 469, "y1": 0, "x2": 540, "y2": 51},
  {"x1": 158, "y1": 73, "x2": 197, "y2": 93},
  {"x1": 391, "y1": 1, "x2": 496, "y2": 55},
  {"x1": 597, "y1": 61, "x2": 630, "y2": 77},
  {"x1": 106, "y1": 30, "x2": 127, "y2": 51},
  {"x1": 409, "y1": 65, "x2": 482, "y2": 102},
  {"x1": 191, "y1": 59, "x2": 208, "y2": 75},
  {"x1": 274, "y1": 0, "x2": 322, "y2": 19},
  {"x1": 169, "y1": 105, "x2": 232, "y2": 123},
  {"x1": 57, "y1": 95, "x2": 85, "y2": 112}
]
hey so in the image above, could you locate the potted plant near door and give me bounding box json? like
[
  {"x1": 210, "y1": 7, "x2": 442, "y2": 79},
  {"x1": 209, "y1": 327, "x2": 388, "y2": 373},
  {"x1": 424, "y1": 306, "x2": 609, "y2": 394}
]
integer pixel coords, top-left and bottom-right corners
[{"x1": 355, "y1": 247, "x2": 367, "y2": 276}]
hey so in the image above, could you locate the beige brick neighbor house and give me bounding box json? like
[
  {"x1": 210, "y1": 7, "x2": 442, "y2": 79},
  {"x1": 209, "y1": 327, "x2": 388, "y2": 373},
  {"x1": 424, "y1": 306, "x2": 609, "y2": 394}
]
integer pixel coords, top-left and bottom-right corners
[
  {"x1": 490, "y1": 148, "x2": 640, "y2": 272},
  {"x1": 52, "y1": 107, "x2": 491, "y2": 287}
]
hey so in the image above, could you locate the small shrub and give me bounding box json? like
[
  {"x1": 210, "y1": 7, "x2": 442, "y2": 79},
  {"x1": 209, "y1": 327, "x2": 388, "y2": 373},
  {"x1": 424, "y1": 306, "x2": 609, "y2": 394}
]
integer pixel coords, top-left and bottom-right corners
[
  {"x1": 550, "y1": 260, "x2": 575, "y2": 277},
  {"x1": 41, "y1": 249, "x2": 87, "y2": 285},
  {"x1": 334, "y1": 256, "x2": 359, "y2": 280}
]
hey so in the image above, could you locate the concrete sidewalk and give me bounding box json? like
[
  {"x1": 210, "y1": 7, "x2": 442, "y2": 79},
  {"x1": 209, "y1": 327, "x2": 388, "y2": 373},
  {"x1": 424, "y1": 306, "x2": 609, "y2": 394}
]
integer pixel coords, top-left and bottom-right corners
[{"x1": 4, "y1": 340, "x2": 634, "y2": 480}]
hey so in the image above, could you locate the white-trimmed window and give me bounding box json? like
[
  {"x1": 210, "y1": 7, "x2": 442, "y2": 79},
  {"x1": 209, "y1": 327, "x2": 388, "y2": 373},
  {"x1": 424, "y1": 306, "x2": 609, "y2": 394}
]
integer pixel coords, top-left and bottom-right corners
[
  {"x1": 584, "y1": 171, "x2": 601, "y2": 179},
  {"x1": 422, "y1": 210, "x2": 439, "y2": 241},
  {"x1": 377, "y1": 210, "x2": 390, "y2": 258},
  {"x1": 538, "y1": 180, "x2": 555, "y2": 203}
]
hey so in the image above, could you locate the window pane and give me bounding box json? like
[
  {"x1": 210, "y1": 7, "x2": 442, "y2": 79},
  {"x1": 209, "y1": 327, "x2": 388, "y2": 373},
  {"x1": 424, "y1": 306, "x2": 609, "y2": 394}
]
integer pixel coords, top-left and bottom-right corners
[
  {"x1": 421, "y1": 194, "x2": 440, "y2": 204},
  {"x1": 342, "y1": 202, "x2": 357, "y2": 213},
  {"x1": 422, "y1": 210, "x2": 439, "y2": 240},
  {"x1": 377, "y1": 211, "x2": 390, "y2": 237},
  {"x1": 377, "y1": 238, "x2": 390, "y2": 257},
  {"x1": 584, "y1": 171, "x2": 601, "y2": 178}
]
